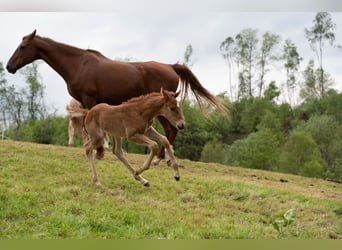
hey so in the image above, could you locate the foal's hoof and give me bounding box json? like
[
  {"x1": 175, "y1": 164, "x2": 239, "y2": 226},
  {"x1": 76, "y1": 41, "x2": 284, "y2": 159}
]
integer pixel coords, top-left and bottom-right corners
[
  {"x1": 95, "y1": 147, "x2": 105, "y2": 159},
  {"x1": 144, "y1": 182, "x2": 150, "y2": 187},
  {"x1": 174, "y1": 176, "x2": 180, "y2": 181},
  {"x1": 152, "y1": 158, "x2": 162, "y2": 166}
]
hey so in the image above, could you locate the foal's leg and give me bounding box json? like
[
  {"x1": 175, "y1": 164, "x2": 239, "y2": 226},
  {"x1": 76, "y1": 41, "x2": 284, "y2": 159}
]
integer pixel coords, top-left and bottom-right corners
[
  {"x1": 112, "y1": 136, "x2": 149, "y2": 187},
  {"x1": 154, "y1": 116, "x2": 178, "y2": 165},
  {"x1": 68, "y1": 119, "x2": 74, "y2": 147},
  {"x1": 145, "y1": 127, "x2": 181, "y2": 181},
  {"x1": 128, "y1": 133, "x2": 159, "y2": 175},
  {"x1": 84, "y1": 139, "x2": 100, "y2": 184}
]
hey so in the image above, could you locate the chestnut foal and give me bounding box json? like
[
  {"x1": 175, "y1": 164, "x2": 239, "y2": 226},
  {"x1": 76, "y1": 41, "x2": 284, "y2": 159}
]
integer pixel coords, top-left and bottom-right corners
[{"x1": 67, "y1": 89, "x2": 185, "y2": 187}]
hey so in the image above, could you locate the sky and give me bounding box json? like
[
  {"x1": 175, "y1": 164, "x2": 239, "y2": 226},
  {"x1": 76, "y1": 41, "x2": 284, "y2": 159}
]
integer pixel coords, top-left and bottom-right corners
[{"x1": 0, "y1": 1, "x2": 342, "y2": 115}]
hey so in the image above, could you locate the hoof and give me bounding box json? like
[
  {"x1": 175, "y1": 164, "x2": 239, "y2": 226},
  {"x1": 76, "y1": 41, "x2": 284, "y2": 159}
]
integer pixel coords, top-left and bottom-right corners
[
  {"x1": 174, "y1": 176, "x2": 180, "y2": 181},
  {"x1": 95, "y1": 147, "x2": 105, "y2": 159},
  {"x1": 152, "y1": 158, "x2": 161, "y2": 166},
  {"x1": 144, "y1": 182, "x2": 150, "y2": 187},
  {"x1": 167, "y1": 160, "x2": 171, "y2": 167}
]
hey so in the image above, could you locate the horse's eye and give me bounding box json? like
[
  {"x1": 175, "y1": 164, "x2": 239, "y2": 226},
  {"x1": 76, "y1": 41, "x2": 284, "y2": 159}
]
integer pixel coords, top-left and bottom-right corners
[
  {"x1": 20, "y1": 45, "x2": 26, "y2": 50},
  {"x1": 170, "y1": 107, "x2": 176, "y2": 112}
]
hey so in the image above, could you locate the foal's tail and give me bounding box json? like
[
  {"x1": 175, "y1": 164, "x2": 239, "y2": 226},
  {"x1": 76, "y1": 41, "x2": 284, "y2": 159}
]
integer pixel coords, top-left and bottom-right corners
[
  {"x1": 66, "y1": 105, "x2": 88, "y2": 118},
  {"x1": 171, "y1": 63, "x2": 229, "y2": 117}
]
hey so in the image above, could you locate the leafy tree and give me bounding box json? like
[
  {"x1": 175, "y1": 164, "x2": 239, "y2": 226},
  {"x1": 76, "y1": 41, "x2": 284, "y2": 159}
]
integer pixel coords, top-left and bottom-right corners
[
  {"x1": 305, "y1": 12, "x2": 336, "y2": 96},
  {"x1": 183, "y1": 44, "x2": 195, "y2": 68},
  {"x1": 282, "y1": 39, "x2": 302, "y2": 106},
  {"x1": 173, "y1": 100, "x2": 208, "y2": 161},
  {"x1": 295, "y1": 115, "x2": 342, "y2": 180},
  {"x1": 220, "y1": 36, "x2": 237, "y2": 100},
  {"x1": 200, "y1": 140, "x2": 226, "y2": 164},
  {"x1": 0, "y1": 70, "x2": 26, "y2": 140},
  {"x1": 257, "y1": 31, "x2": 281, "y2": 96},
  {"x1": 278, "y1": 131, "x2": 324, "y2": 177},
  {"x1": 300, "y1": 59, "x2": 334, "y2": 100},
  {"x1": 225, "y1": 128, "x2": 281, "y2": 170},
  {"x1": 263, "y1": 81, "x2": 280, "y2": 101},
  {"x1": 239, "y1": 97, "x2": 277, "y2": 133},
  {"x1": 20, "y1": 62, "x2": 47, "y2": 121},
  {"x1": 235, "y1": 28, "x2": 259, "y2": 98}
]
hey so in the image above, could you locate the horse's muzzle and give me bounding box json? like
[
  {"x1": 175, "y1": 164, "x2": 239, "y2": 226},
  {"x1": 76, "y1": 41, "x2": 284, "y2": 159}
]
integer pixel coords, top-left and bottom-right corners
[
  {"x1": 176, "y1": 121, "x2": 185, "y2": 130},
  {"x1": 6, "y1": 64, "x2": 17, "y2": 74}
]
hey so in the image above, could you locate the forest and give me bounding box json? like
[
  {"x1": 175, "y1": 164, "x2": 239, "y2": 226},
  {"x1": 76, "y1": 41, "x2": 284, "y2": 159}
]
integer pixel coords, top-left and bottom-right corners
[{"x1": 0, "y1": 12, "x2": 341, "y2": 182}]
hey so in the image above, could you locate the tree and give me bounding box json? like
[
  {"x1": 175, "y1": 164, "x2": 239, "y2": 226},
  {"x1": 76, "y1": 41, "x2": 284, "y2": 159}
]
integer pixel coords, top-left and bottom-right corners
[
  {"x1": 257, "y1": 32, "x2": 281, "y2": 96},
  {"x1": 173, "y1": 100, "x2": 208, "y2": 161},
  {"x1": 278, "y1": 131, "x2": 324, "y2": 177},
  {"x1": 200, "y1": 140, "x2": 226, "y2": 164},
  {"x1": 20, "y1": 62, "x2": 47, "y2": 121},
  {"x1": 295, "y1": 115, "x2": 342, "y2": 180},
  {"x1": 300, "y1": 59, "x2": 334, "y2": 100},
  {"x1": 305, "y1": 12, "x2": 336, "y2": 96},
  {"x1": 282, "y1": 39, "x2": 302, "y2": 106},
  {"x1": 225, "y1": 128, "x2": 281, "y2": 170},
  {"x1": 235, "y1": 28, "x2": 259, "y2": 98},
  {"x1": 220, "y1": 36, "x2": 237, "y2": 100},
  {"x1": 263, "y1": 81, "x2": 280, "y2": 102},
  {"x1": 183, "y1": 44, "x2": 195, "y2": 68},
  {"x1": 0, "y1": 62, "x2": 27, "y2": 140}
]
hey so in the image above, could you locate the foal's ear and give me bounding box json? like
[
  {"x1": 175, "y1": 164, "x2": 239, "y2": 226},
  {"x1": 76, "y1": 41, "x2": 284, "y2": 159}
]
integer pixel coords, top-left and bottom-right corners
[
  {"x1": 175, "y1": 91, "x2": 180, "y2": 98},
  {"x1": 161, "y1": 88, "x2": 168, "y2": 99}
]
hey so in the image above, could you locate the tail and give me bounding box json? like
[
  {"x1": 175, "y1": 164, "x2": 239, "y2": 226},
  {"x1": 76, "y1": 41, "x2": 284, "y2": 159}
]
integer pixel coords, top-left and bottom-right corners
[
  {"x1": 66, "y1": 105, "x2": 88, "y2": 118},
  {"x1": 171, "y1": 63, "x2": 229, "y2": 117}
]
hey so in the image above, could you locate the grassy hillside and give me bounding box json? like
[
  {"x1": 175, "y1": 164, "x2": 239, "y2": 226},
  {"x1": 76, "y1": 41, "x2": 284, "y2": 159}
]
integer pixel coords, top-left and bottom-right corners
[{"x1": 0, "y1": 140, "x2": 341, "y2": 239}]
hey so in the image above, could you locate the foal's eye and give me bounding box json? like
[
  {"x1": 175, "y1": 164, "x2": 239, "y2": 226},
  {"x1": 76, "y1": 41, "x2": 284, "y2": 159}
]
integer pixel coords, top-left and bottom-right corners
[
  {"x1": 20, "y1": 45, "x2": 26, "y2": 50},
  {"x1": 170, "y1": 107, "x2": 176, "y2": 112}
]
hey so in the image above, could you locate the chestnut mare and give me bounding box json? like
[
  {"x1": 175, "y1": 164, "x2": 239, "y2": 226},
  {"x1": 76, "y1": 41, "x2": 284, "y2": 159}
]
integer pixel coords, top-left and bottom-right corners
[
  {"x1": 67, "y1": 89, "x2": 185, "y2": 187},
  {"x1": 6, "y1": 30, "x2": 228, "y2": 161}
]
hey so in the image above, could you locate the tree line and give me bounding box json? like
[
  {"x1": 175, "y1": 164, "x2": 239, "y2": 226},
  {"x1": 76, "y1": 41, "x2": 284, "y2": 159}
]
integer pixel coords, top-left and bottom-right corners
[{"x1": 0, "y1": 12, "x2": 341, "y2": 181}]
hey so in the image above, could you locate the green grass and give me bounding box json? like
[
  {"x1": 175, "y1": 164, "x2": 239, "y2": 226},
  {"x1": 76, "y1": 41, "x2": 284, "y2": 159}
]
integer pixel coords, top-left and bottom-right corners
[{"x1": 0, "y1": 140, "x2": 341, "y2": 239}]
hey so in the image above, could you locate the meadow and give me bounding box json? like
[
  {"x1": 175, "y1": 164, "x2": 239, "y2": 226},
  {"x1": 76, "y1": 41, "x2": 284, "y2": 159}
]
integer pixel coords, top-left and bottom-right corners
[{"x1": 0, "y1": 140, "x2": 341, "y2": 239}]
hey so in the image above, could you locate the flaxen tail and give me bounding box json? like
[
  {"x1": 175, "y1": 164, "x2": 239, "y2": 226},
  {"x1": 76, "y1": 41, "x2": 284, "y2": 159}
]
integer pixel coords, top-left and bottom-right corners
[
  {"x1": 66, "y1": 105, "x2": 89, "y2": 118},
  {"x1": 171, "y1": 63, "x2": 229, "y2": 118}
]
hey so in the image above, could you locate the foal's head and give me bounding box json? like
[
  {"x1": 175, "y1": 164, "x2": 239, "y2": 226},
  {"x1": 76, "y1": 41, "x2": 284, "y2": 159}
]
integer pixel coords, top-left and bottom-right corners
[
  {"x1": 160, "y1": 89, "x2": 185, "y2": 130},
  {"x1": 7, "y1": 30, "x2": 38, "y2": 74}
]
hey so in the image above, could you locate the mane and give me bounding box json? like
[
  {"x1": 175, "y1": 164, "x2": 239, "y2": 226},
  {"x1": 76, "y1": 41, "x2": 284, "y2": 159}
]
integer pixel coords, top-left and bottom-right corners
[
  {"x1": 123, "y1": 92, "x2": 162, "y2": 105},
  {"x1": 35, "y1": 35, "x2": 106, "y2": 58}
]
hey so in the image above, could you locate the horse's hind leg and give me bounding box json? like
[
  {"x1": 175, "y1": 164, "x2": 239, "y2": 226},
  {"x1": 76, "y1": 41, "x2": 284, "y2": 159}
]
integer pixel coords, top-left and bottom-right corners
[
  {"x1": 84, "y1": 140, "x2": 100, "y2": 184},
  {"x1": 113, "y1": 136, "x2": 149, "y2": 187},
  {"x1": 68, "y1": 119, "x2": 74, "y2": 146}
]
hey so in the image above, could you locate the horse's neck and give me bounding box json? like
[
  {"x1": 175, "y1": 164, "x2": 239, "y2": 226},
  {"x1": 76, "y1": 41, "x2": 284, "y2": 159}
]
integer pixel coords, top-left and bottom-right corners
[
  {"x1": 35, "y1": 37, "x2": 85, "y2": 82},
  {"x1": 133, "y1": 95, "x2": 165, "y2": 120}
]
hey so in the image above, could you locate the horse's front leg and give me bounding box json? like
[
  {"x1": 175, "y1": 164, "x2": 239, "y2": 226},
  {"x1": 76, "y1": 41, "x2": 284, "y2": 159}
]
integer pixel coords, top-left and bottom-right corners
[
  {"x1": 154, "y1": 116, "x2": 178, "y2": 165},
  {"x1": 128, "y1": 133, "x2": 159, "y2": 176},
  {"x1": 145, "y1": 126, "x2": 181, "y2": 181}
]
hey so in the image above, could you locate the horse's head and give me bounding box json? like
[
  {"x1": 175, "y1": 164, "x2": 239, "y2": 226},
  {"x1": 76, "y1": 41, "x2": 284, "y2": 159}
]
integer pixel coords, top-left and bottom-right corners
[
  {"x1": 160, "y1": 88, "x2": 186, "y2": 130},
  {"x1": 6, "y1": 30, "x2": 38, "y2": 74}
]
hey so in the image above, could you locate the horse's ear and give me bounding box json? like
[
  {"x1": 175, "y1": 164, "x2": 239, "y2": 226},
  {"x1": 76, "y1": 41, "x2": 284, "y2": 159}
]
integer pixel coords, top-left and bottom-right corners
[
  {"x1": 161, "y1": 88, "x2": 168, "y2": 99},
  {"x1": 28, "y1": 30, "x2": 36, "y2": 40},
  {"x1": 175, "y1": 91, "x2": 180, "y2": 98}
]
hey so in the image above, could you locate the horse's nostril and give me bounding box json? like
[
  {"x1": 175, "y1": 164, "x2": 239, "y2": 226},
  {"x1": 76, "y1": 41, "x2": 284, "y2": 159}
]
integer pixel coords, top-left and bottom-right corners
[{"x1": 6, "y1": 64, "x2": 16, "y2": 74}]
